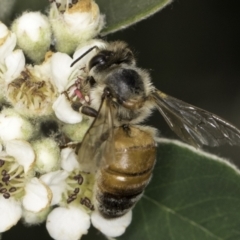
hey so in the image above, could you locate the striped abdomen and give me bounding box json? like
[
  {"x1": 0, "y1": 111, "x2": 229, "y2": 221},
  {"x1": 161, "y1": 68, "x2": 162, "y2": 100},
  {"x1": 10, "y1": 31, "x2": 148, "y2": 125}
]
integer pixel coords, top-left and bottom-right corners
[{"x1": 95, "y1": 126, "x2": 156, "y2": 218}]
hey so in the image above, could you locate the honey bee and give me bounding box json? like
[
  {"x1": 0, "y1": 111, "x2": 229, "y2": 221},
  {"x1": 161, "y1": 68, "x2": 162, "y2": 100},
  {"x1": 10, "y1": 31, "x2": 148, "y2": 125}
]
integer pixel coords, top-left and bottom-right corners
[{"x1": 72, "y1": 41, "x2": 240, "y2": 218}]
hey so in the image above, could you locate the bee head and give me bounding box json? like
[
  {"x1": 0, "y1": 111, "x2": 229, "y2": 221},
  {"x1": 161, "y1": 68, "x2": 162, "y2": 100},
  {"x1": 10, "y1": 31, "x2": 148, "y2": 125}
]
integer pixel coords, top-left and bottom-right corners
[
  {"x1": 104, "y1": 68, "x2": 146, "y2": 110},
  {"x1": 88, "y1": 43, "x2": 135, "y2": 72},
  {"x1": 86, "y1": 42, "x2": 146, "y2": 110}
]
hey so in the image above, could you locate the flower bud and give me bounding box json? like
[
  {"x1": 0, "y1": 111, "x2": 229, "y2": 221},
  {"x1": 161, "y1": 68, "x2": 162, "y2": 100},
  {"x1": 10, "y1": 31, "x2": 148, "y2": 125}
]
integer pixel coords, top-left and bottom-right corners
[
  {"x1": 46, "y1": 205, "x2": 91, "y2": 240},
  {"x1": 11, "y1": 12, "x2": 52, "y2": 63},
  {"x1": 62, "y1": 120, "x2": 90, "y2": 142},
  {"x1": 49, "y1": 0, "x2": 105, "y2": 54},
  {"x1": 0, "y1": 108, "x2": 34, "y2": 142},
  {"x1": 32, "y1": 138, "x2": 60, "y2": 174}
]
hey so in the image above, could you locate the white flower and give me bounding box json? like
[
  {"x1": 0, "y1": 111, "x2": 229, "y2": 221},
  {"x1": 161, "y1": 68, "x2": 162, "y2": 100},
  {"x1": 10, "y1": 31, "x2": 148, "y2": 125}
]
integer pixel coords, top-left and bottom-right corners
[
  {"x1": 11, "y1": 12, "x2": 52, "y2": 63},
  {"x1": 46, "y1": 205, "x2": 91, "y2": 240},
  {"x1": 49, "y1": 0, "x2": 105, "y2": 54},
  {"x1": 91, "y1": 210, "x2": 132, "y2": 237},
  {"x1": 41, "y1": 152, "x2": 95, "y2": 208},
  {"x1": 0, "y1": 195, "x2": 22, "y2": 232},
  {"x1": 22, "y1": 177, "x2": 52, "y2": 212},
  {"x1": 0, "y1": 109, "x2": 34, "y2": 143},
  {"x1": 6, "y1": 60, "x2": 57, "y2": 118},
  {"x1": 0, "y1": 21, "x2": 16, "y2": 63},
  {"x1": 40, "y1": 170, "x2": 69, "y2": 206},
  {"x1": 0, "y1": 140, "x2": 34, "y2": 231},
  {"x1": 40, "y1": 152, "x2": 95, "y2": 238}
]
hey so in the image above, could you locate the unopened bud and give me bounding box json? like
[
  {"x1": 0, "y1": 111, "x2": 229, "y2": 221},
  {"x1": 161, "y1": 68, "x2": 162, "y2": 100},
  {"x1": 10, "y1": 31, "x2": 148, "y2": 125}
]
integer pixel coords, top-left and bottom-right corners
[
  {"x1": 49, "y1": 0, "x2": 105, "y2": 54},
  {"x1": 11, "y1": 12, "x2": 52, "y2": 63}
]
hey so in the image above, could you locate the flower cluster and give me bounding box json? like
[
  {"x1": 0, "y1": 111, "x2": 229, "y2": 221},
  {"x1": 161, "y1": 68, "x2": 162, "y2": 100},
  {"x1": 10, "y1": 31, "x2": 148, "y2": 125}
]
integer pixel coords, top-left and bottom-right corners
[{"x1": 0, "y1": 1, "x2": 132, "y2": 239}]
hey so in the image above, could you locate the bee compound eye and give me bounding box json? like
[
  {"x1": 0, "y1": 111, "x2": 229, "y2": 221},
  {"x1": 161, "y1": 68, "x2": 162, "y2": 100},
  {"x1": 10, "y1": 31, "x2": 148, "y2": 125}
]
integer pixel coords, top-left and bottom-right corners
[
  {"x1": 89, "y1": 54, "x2": 107, "y2": 69},
  {"x1": 89, "y1": 50, "x2": 113, "y2": 70}
]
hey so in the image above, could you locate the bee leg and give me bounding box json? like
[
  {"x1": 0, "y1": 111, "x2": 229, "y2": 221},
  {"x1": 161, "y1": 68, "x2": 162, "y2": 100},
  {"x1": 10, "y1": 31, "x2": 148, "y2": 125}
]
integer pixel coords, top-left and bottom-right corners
[
  {"x1": 81, "y1": 106, "x2": 98, "y2": 117},
  {"x1": 71, "y1": 102, "x2": 98, "y2": 118}
]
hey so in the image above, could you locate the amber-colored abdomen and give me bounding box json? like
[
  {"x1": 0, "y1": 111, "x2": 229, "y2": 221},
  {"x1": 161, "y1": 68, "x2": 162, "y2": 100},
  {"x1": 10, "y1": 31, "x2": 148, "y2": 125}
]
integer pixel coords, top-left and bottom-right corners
[{"x1": 96, "y1": 126, "x2": 156, "y2": 218}]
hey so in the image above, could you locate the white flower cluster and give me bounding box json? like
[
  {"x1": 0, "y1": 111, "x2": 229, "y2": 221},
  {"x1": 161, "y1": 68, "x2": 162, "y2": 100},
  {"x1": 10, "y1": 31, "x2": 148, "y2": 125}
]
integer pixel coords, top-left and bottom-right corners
[{"x1": 0, "y1": 0, "x2": 132, "y2": 239}]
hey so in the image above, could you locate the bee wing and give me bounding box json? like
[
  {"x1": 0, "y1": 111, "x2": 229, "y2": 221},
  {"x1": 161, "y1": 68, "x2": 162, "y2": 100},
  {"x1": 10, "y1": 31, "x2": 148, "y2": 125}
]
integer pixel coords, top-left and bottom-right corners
[
  {"x1": 152, "y1": 89, "x2": 240, "y2": 148},
  {"x1": 77, "y1": 96, "x2": 115, "y2": 173}
]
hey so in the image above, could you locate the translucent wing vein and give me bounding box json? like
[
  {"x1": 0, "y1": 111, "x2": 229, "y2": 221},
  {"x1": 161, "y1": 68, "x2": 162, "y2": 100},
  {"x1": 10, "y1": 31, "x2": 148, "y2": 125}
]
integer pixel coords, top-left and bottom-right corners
[
  {"x1": 152, "y1": 90, "x2": 240, "y2": 147},
  {"x1": 77, "y1": 95, "x2": 115, "y2": 172}
]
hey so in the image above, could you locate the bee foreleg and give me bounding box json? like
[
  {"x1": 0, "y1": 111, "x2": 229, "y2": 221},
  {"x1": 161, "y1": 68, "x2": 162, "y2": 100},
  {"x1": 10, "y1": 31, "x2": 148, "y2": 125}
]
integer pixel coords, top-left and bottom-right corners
[{"x1": 71, "y1": 102, "x2": 98, "y2": 118}]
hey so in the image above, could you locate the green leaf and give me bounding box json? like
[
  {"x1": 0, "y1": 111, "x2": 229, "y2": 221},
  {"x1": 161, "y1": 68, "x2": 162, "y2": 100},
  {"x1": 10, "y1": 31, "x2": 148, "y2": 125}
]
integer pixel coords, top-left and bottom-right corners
[
  {"x1": 96, "y1": 0, "x2": 173, "y2": 35},
  {"x1": 85, "y1": 139, "x2": 240, "y2": 240},
  {"x1": 0, "y1": 0, "x2": 16, "y2": 23},
  {"x1": 10, "y1": 0, "x2": 173, "y2": 35}
]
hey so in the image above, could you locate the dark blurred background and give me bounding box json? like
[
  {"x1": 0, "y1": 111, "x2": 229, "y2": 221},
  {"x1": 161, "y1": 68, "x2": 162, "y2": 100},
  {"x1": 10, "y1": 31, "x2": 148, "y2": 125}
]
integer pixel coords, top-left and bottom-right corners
[
  {"x1": 105, "y1": 0, "x2": 240, "y2": 165},
  {"x1": 2, "y1": 0, "x2": 240, "y2": 239}
]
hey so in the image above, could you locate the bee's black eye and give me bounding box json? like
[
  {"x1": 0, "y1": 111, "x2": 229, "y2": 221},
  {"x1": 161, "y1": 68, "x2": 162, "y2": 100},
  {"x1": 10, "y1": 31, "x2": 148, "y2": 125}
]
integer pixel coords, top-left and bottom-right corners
[
  {"x1": 89, "y1": 54, "x2": 106, "y2": 69},
  {"x1": 89, "y1": 50, "x2": 113, "y2": 70}
]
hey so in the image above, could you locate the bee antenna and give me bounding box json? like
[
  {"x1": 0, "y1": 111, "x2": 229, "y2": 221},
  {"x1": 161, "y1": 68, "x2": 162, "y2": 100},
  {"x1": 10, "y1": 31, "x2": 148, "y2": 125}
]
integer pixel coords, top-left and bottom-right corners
[{"x1": 70, "y1": 46, "x2": 97, "y2": 67}]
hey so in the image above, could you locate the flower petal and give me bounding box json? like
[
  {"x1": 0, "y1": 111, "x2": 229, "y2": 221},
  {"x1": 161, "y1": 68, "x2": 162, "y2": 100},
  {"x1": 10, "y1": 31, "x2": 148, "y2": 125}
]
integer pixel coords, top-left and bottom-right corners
[
  {"x1": 40, "y1": 170, "x2": 69, "y2": 205},
  {"x1": 60, "y1": 148, "x2": 80, "y2": 172},
  {"x1": 91, "y1": 210, "x2": 132, "y2": 237},
  {"x1": 0, "y1": 22, "x2": 16, "y2": 63},
  {"x1": 51, "y1": 52, "x2": 73, "y2": 92},
  {"x1": 5, "y1": 140, "x2": 35, "y2": 173},
  {"x1": 13, "y1": 11, "x2": 50, "y2": 42},
  {"x1": 0, "y1": 195, "x2": 22, "y2": 232},
  {"x1": 4, "y1": 49, "x2": 25, "y2": 84},
  {"x1": 22, "y1": 178, "x2": 52, "y2": 212},
  {"x1": 52, "y1": 94, "x2": 83, "y2": 124},
  {"x1": 46, "y1": 206, "x2": 90, "y2": 240},
  {"x1": 32, "y1": 138, "x2": 60, "y2": 174}
]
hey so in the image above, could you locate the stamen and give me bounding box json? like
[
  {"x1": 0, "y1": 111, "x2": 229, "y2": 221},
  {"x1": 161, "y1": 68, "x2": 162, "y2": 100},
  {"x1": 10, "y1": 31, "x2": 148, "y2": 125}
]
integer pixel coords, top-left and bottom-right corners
[
  {"x1": 10, "y1": 188, "x2": 23, "y2": 196},
  {"x1": 0, "y1": 188, "x2": 7, "y2": 193},
  {"x1": 10, "y1": 166, "x2": 24, "y2": 180},
  {"x1": 7, "y1": 163, "x2": 19, "y2": 174},
  {"x1": 3, "y1": 192, "x2": 10, "y2": 199},
  {"x1": 0, "y1": 160, "x2": 5, "y2": 167},
  {"x1": 9, "y1": 187, "x2": 17, "y2": 192}
]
